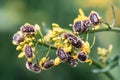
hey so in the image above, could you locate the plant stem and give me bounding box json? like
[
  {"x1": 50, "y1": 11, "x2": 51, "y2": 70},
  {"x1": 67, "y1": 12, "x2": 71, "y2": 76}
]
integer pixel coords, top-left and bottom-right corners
[
  {"x1": 92, "y1": 59, "x2": 115, "y2": 80},
  {"x1": 85, "y1": 27, "x2": 120, "y2": 34}
]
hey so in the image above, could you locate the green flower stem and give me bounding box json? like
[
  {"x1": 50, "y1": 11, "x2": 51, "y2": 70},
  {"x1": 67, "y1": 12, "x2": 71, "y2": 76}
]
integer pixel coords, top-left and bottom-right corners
[
  {"x1": 38, "y1": 41, "x2": 56, "y2": 50},
  {"x1": 85, "y1": 27, "x2": 120, "y2": 34},
  {"x1": 92, "y1": 58, "x2": 115, "y2": 80}
]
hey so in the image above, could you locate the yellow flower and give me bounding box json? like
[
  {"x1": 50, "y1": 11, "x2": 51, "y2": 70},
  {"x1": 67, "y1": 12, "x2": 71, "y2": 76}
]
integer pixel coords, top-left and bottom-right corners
[
  {"x1": 18, "y1": 52, "x2": 25, "y2": 58},
  {"x1": 77, "y1": 9, "x2": 88, "y2": 20},
  {"x1": 54, "y1": 38, "x2": 62, "y2": 47},
  {"x1": 29, "y1": 42, "x2": 34, "y2": 46},
  {"x1": 39, "y1": 57, "x2": 47, "y2": 69},
  {"x1": 63, "y1": 44, "x2": 72, "y2": 53},
  {"x1": 72, "y1": 55, "x2": 78, "y2": 59},
  {"x1": 85, "y1": 59, "x2": 92, "y2": 65},
  {"x1": 54, "y1": 57, "x2": 61, "y2": 66},
  {"x1": 63, "y1": 39, "x2": 69, "y2": 44},
  {"x1": 19, "y1": 42, "x2": 25, "y2": 46},
  {"x1": 27, "y1": 58, "x2": 34, "y2": 62},
  {"x1": 44, "y1": 30, "x2": 54, "y2": 41},
  {"x1": 81, "y1": 41, "x2": 90, "y2": 54},
  {"x1": 97, "y1": 45, "x2": 113, "y2": 63},
  {"x1": 73, "y1": 9, "x2": 88, "y2": 25},
  {"x1": 16, "y1": 45, "x2": 22, "y2": 50},
  {"x1": 24, "y1": 37, "x2": 34, "y2": 43},
  {"x1": 52, "y1": 37, "x2": 61, "y2": 41},
  {"x1": 52, "y1": 23, "x2": 65, "y2": 33},
  {"x1": 53, "y1": 37, "x2": 72, "y2": 53},
  {"x1": 18, "y1": 44, "x2": 35, "y2": 61},
  {"x1": 44, "y1": 23, "x2": 65, "y2": 42}
]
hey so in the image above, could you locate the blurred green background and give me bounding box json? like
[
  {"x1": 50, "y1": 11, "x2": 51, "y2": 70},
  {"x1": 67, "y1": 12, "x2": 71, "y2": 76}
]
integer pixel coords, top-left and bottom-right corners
[{"x1": 0, "y1": 0, "x2": 120, "y2": 80}]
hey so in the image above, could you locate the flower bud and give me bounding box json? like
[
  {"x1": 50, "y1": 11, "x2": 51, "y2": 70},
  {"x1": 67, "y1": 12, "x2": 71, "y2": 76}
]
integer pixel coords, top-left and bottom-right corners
[
  {"x1": 65, "y1": 33, "x2": 83, "y2": 48},
  {"x1": 66, "y1": 33, "x2": 78, "y2": 44},
  {"x1": 72, "y1": 40, "x2": 83, "y2": 48},
  {"x1": 31, "y1": 63, "x2": 41, "y2": 72},
  {"x1": 73, "y1": 20, "x2": 91, "y2": 33},
  {"x1": 73, "y1": 21, "x2": 84, "y2": 33},
  {"x1": 39, "y1": 57, "x2": 47, "y2": 68},
  {"x1": 77, "y1": 52, "x2": 88, "y2": 62},
  {"x1": 89, "y1": 12, "x2": 100, "y2": 26},
  {"x1": 83, "y1": 20, "x2": 91, "y2": 30},
  {"x1": 42, "y1": 59, "x2": 54, "y2": 69},
  {"x1": 16, "y1": 46, "x2": 22, "y2": 50},
  {"x1": 26, "y1": 62, "x2": 41, "y2": 73},
  {"x1": 12, "y1": 31, "x2": 24, "y2": 45},
  {"x1": 66, "y1": 52, "x2": 78, "y2": 67},
  {"x1": 21, "y1": 23, "x2": 35, "y2": 36},
  {"x1": 68, "y1": 57, "x2": 78, "y2": 67},
  {"x1": 56, "y1": 48, "x2": 68, "y2": 62},
  {"x1": 26, "y1": 61, "x2": 32, "y2": 70},
  {"x1": 54, "y1": 57, "x2": 61, "y2": 66},
  {"x1": 24, "y1": 45, "x2": 34, "y2": 58}
]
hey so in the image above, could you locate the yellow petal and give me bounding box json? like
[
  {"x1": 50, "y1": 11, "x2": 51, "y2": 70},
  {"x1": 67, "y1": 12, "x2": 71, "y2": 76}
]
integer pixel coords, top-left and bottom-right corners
[
  {"x1": 85, "y1": 59, "x2": 92, "y2": 65},
  {"x1": 81, "y1": 41, "x2": 90, "y2": 54},
  {"x1": 18, "y1": 52, "x2": 25, "y2": 58},
  {"x1": 12, "y1": 41, "x2": 17, "y2": 45},
  {"x1": 29, "y1": 42, "x2": 34, "y2": 46},
  {"x1": 24, "y1": 23, "x2": 31, "y2": 26},
  {"x1": 79, "y1": 9, "x2": 85, "y2": 17},
  {"x1": 52, "y1": 37, "x2": 61, "y2": 41},
  {"x1": 72, "y1": 55, "x2": 78, "y2": 59},
  {"x1": 63, "y1": 45, "x2": 72, "y2": 53},
  {"x1": 54, "y1": 57, "x2": 61, "y2": 66},
  {"x1": 16, "y1": 46, "x2": 22, "y2": 50},
  {"x1": 27, "y1": 58, "x2": 33, "y2": 62},
  {"x1": 84, "y1": 41, "x2": 90, "y2": 48},
  {"x1": 52, "y1": 23, "x2": 59, "y2": 27},
  {"x1": 39, "y1": 57, "x2": 47, "y2": 68},
  {"x1": 19, "y1": 42, "x2": 25, "y2": 46},
  {"x1": 64, "y1": 39, "x2": 69, "y2": 44}
]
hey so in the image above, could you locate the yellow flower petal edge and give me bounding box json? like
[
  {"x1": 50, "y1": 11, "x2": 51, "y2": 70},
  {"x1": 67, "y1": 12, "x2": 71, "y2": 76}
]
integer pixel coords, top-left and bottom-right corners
[
  {"x1": 79, "y1": 9, "x2": 85, "y2": 17},
  {"x1": 39, "y1": 57, "x2": 47, "y2": 68},
  {"x1": 18, "y1": 52, "x2": 25, "y2": 58},
  {"x1": 85, "y1": 59, "x2": 92, "y2": 65},
  {"x1": 81, "y1": 41, "x2": 90, "y2": 54},
  {"x1": 73, "y1": 9, "x2": 89, "y2": 27},
  {"x1": 54, "y1": 57, "x2": 61, "y2": 66}
]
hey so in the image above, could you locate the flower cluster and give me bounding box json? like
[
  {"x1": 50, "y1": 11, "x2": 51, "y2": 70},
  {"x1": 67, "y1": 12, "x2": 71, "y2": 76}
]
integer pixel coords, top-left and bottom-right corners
[
  {"x1": 12, "y1": 23, "x2": 41, "y2": 72},
  {"x1": 73, "y1": 9, "x2": 102, "y2": 34},
  {"x1": 12, "y1": 9, "x2": 104, "y2": 73},
  {"x1": 39, "y1": 23, "x2": 92, "y2": 71}
]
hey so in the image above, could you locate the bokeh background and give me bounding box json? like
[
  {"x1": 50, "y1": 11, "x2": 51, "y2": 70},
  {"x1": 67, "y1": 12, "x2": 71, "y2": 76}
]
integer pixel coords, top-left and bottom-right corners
[{"x1": 0, "y1": 0, "x2": 120, "y2": 80}]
